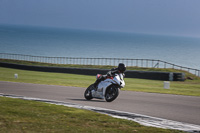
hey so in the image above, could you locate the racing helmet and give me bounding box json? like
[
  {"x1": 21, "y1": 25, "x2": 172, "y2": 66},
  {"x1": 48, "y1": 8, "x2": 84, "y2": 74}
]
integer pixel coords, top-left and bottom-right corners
[{"x1": 118, "y1": 63, "x2": 126, "y2": 72}]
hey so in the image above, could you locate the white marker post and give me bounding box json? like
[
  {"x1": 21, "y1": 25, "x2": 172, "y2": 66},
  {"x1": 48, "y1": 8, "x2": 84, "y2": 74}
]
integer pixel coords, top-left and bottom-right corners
[
  {"x1": 14, "y1": 74, "x2": 18, "y2": 79},
  {"x1": 164, "y1": 81, "x2": 170, "y2": 89}
]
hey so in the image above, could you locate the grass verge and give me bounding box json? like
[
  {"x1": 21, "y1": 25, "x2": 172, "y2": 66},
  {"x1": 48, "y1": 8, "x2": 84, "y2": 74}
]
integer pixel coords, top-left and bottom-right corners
[
  {"x1": 0, "y1": 97, "x2": 183, "y2": 133},
  {"x1": 0, "y1": 67, "x2": 200, "y2": 96}
]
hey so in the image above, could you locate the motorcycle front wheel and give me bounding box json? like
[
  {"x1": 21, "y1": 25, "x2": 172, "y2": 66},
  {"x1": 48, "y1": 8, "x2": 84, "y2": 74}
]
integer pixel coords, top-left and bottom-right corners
[
  {"x1": 84, "y1": 84, "x2": 94, "y2": 100},
  {"x1": 105, "y1": 85, "x2": 119, "y2": 102}
]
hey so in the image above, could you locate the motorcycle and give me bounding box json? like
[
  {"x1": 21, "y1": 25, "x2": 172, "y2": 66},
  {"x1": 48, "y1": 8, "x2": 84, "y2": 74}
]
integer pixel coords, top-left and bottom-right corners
[{"x1": 84, "y1": 73, "x2": 125, "y2": 102}]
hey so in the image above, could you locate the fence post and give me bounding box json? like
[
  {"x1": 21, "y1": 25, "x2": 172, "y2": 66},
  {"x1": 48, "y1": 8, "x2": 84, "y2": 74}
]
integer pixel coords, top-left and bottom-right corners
[
  {"x1": 141, "y1": 59, "x2": 143, "y2": 67},
  {"x1": 157, "y1": 60, "x2": 159, "y2": 68},
  {"x1": 146, "y1": 60, "x2": 148, "y2": 68},
  {"x1": 136, "y1": 59, "x2": 138, "y2": 67}
]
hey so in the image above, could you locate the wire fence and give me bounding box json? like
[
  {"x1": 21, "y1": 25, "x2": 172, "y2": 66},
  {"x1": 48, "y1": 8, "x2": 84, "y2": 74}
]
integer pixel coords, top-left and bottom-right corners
[{"x1": 0, "y1": 53, "x2": 199, "y2": 77}]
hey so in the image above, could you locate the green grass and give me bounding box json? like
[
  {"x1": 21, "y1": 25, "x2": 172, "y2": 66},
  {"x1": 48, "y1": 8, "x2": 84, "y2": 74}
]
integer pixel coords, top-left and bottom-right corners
[
  {"x1": 0, "y1": 97, "x2": 183, "y2": 133},
  {"x1": 0, "y1": 67, "x2": 200, "y2": 96},
  {"x1": 126, "y1": 78, "x2": 200, "y2": 96}
]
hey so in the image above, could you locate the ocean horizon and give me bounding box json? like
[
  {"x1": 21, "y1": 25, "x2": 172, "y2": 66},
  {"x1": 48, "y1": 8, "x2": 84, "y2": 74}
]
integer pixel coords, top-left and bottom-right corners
[{"x1": 0, "y1": 24, "x2": 200, "y2": 70}]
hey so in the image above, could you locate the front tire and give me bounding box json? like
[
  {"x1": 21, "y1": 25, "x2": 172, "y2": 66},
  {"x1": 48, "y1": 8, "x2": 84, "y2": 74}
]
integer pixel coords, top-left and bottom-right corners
[
  {"x1": 105, "y1": 85, "x2": 119, "y2": 102},
  {"x1": 84, "y1": 84, "x2": 94, "y2": 100}
]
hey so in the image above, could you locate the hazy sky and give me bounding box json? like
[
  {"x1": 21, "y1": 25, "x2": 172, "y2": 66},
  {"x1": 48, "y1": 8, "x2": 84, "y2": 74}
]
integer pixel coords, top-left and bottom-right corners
[{"x1": 0, "y1": 0, "x2": 200, "y2": 37}]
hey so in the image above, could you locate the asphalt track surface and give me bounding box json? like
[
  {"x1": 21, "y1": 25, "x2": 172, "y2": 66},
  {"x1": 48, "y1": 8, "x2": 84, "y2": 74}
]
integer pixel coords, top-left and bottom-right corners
[{"x1": 1, "y1": 81, "x2": 200, "y2": 126}]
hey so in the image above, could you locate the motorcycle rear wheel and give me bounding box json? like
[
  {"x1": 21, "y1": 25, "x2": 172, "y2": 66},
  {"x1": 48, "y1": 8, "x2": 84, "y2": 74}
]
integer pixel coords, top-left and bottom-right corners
[
  {"x1": 84, "y1": 84, "x2": 94, "y2": 100},
  {"x1": 105, "y1": 85, "x2": 119, "y2": 102}
]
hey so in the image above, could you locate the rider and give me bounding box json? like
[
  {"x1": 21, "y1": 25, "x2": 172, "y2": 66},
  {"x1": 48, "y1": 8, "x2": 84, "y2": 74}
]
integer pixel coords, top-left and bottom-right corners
[{"x1": 93, "y1": 63, "x2": 126, "y2": 88}]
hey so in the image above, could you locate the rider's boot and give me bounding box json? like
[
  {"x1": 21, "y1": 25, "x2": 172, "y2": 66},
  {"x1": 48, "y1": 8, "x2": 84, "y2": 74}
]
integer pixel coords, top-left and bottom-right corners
[
  {"x1": 93, "y1": 80, "x2": 100, "y2": 90},
  {"x1": 93, "y1": 76, "x2": 104, "y2": 89},
  {"x1": 94, "y1": 75, "x2": 106, "y2": 90}
]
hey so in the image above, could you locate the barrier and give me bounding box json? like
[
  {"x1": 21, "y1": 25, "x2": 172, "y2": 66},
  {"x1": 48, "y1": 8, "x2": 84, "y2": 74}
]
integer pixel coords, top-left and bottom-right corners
[{"x1": 0, "y1": 62, "x2": 185, "y2": 81}]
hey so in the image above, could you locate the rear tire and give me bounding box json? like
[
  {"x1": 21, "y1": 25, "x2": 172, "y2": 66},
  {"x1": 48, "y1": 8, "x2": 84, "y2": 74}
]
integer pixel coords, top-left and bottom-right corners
[
  {"x1": 84, "y1": 84, "x2": 94, "y2": 100},
  {"x1": 105, "y1": 85, "x2": 119, "y2": 102}
]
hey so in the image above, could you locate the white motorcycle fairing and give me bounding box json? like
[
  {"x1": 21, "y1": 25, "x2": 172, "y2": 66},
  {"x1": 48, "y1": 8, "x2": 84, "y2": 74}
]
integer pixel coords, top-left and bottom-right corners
[
  {"x1": 91, "y1": 73, "x2": 125, "y2": 99},
  {"x1": 113, "y1": 73, "x2": 125, "y2": 88},
  {"x1": 94, "y1": 79, "x2": 113, "y2": 99}
]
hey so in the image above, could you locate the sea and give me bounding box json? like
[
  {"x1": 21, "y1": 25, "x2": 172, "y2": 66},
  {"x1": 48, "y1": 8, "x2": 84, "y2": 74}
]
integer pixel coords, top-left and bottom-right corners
[{"x1": 0, "y1": 24, "x2": 200, "y2": 70}]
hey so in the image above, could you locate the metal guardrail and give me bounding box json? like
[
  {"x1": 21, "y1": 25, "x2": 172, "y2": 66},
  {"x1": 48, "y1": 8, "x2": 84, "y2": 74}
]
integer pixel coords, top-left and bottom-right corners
[{"x1": 0, "y1": 53, "x2": 199, "y2": 77}]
